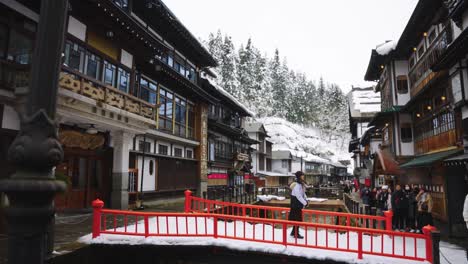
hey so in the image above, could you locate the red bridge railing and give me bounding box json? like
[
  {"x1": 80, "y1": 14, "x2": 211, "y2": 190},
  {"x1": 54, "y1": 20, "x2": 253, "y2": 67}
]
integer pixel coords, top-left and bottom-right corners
[
  {"x1": 185, "y1": 190, "x2": 393, "y2": 231},
  {"x1": 92, "y1": 199, "x2": 439, "y2": 263}
]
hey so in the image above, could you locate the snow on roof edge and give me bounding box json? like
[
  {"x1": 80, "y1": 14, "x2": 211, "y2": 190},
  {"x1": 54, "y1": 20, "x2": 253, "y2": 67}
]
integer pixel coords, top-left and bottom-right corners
[{"x1": 201, "y1": 75, "x2": 256, "y2": 117}]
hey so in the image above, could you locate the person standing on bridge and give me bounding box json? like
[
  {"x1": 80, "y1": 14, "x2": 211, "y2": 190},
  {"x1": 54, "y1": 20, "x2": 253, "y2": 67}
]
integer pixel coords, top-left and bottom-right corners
[{"x1": 289, "y1": 171, "x2": 308, "y2": 239}]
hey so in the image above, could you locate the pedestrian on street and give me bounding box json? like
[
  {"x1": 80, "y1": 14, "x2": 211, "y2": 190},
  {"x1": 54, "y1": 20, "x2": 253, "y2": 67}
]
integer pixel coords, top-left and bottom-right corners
[
  {"x1": 360, "y1": 182, "x2": 371, "y2": 205},
  {"x1": 289, "y1": 171, "x2": 308, "y2": 239},
  {"x1": 416, "y1": 187, "x2": 433, "y2": 233},
  {"x1": 405, "y1": 184, "x2": 417, "y2": 232},
  {"x1": 392, "y1": 184, "x2": 408, "y2": 231},
  {"x1": 344, "y1": 184, "x2": 350, "y2": 194},
  {"x1": 370, "y1": 187, "x2": 378, "y2": 208},
  {"x1": 377, "y1": 185, "x2": 389, "y2": 214}
]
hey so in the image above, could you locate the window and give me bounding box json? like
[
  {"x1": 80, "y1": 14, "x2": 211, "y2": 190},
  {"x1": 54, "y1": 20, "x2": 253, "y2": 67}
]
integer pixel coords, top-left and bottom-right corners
[
  {"x1": 158, "y1": 87, "x2": 174, "y2": 132},
  {"x1": 117, "y1": 68, "x2": 130, "y2": 93},
  {"x1": 7, "y1": 29, "x2": 33, "y2": 64},
  {"x1": 148, "y1": 160, "x2": 154, "y2": 176},
  {"x1": 102, "y1": 60, "x2": 117, "y2": 86},
  {"x1": 139, "y1": 141, "x2": 151, "y2": 152},
  {"x1": 400, "y1": 124, "x2": 413, "y2": 143},
  {"x1": 139, "y1": 77, "x2": 157, "y2": 104},
  {"x1": 175, "y1": 97, "x2": 187, "y2": 137},
  {"x1": 428, "y1": 30, "x2": 437, "y2": 44},
  {"x1": 281, "y1": 160, "x2": 288, "y2": 168},
  {"x1": 0, "y1": 24, "x2": 7, "y2": 59},
  {"x1": 174, "y1": 148, "x2": 183, "y2": 157},
  {"x1": 396, "y1": 76, "x2": 408, "y2": 94},
  {"x1": 209, "y1": 142, "x2": 215, "y2": 161},
  {"x1": 84, "y1": 52, "x2": 102, "y2": 79},
  {"x1": 158, "y1": 144, "x2": 168, "y2": 155},
  {"x1": 189, "y1": 67, "x2": 196, "y2": 81},
  {"x1": 178, "y1": 63, "x2": 185, "y2": 76},
  {"x1": 417, "y1": 43, "x2": 425, "y2": 59},
  {"x1": 186, "y1": 149, "x2": 193, "y2": 159},
  {"x1": 167, "y1": 55, "x2": 174, "y2": 67},
  {"x1": 64, "y1": 41, "x2": 85, "y2": 72}
]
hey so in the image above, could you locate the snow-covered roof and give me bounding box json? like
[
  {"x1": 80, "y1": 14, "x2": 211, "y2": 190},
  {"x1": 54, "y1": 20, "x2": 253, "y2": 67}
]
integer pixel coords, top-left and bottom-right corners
[
  {"x1": 244, "y1": 122, "x2": 265, "y2": 133},
  {"x1": 271, "y1": 150, "x2": 292, "y2": 160},
  {"x1": 201, "y1": 75, "x2": 256, "y2": 117},
  {"x1": 375, "y1": 40, "x2": 396, "y2": 56},
  {"x1": 256, "y1": 171, "x2": 293, "y2": 177},
  {"x1": 348, "y1": 87, "x2": 381, "y2": 117}
]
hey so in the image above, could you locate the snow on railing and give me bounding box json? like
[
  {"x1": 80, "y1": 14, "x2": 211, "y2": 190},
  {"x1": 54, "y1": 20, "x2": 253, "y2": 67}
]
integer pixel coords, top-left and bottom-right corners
[
  {"x1": 185, "y1": 190, "x2": 393, "y2": 231},
  {"x1": 91, "y1": 199, "x2": 439, "y2": 263}
]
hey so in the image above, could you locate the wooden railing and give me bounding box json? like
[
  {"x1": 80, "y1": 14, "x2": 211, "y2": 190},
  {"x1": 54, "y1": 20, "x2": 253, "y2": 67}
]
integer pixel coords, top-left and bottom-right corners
[
  {"x1": 204, "y1": 185, "x2": 256, "y2": 204},
  {"x1": 409, "y1": 30, "x2": 448, "y2": 97},
  {"x1": 0, "y1": 59, "x2": 29, "y2": 92},
  {"x1": 59, "y1": 67, "x2": 157, "y2": 120}
]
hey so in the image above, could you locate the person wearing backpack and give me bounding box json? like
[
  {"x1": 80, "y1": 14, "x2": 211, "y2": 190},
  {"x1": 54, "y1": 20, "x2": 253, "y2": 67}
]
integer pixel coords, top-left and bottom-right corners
[{"x1": 416, "y1": 187, "x2": 433, "y2": 233}]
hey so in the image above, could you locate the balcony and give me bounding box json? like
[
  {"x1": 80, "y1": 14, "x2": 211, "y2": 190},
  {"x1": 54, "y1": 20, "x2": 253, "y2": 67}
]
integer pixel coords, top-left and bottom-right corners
[
  {"x1": 59, "y1": 67, "x2": 157, "y2": 121},
  {"x1": 408, "y1": 30, "x2": 449, "y2": 97},
  {"x1": 0, "y1": 60, "x2": 29, "y2": 93}
]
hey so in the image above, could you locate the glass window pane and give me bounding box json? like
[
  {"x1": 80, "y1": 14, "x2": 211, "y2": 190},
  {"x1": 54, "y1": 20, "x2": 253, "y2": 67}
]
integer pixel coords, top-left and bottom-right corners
[
  {"x1": 166, "y1": 100, "x2": 173, "y2": 118},
  {"x1": 118, "y1": 68, "x2": 129, "y2": 93},
  {"x1": 149, "y1": 91, "x2": 156, "y2": 104},
  {"x1": 168, "y1": 56, "x2": 174, "y2": 67},
  {"x1": 140, "y1": 87, "x2": 149, "y2": 102},
  {"x1": 7, "y1": 30, "x2": 33, "y2": 64},
  {"x1": 103, "y1": 61, "x2": 116, "y2": 86},
  {"x1": 85, "y1": 52, "x2": 101, "y2": 79}
]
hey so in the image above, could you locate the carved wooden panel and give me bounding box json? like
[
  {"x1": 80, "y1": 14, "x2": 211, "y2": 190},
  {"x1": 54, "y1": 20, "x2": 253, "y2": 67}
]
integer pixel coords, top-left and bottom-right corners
[
  {"x1": 82, "y1": 81, "x2": 105, "y2": 101},
  {"x1": 141, "y1": 105, "x2": 154, "y2": 119},
  {"x1": 125, "y1": 98, "x2": 140, "y2": 114},
  {"x1": 106, "y1": 89, "x2": 125, "y2": 108},
  {"x1": 59, "y1": 72, "x2": 80, "y2": 93}
]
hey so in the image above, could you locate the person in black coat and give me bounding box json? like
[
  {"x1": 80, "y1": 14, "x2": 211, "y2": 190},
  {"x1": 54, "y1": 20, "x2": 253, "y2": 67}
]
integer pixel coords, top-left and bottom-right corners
[
  {"x1": 392, "y1": 184, "x2": 409, "y2": 231},
  {"x1": 405, "y1": 184, "x2": 417, "y2": 232},
  {"x1": 289, "y1": 171, "x2": 308, "y2": 239}
]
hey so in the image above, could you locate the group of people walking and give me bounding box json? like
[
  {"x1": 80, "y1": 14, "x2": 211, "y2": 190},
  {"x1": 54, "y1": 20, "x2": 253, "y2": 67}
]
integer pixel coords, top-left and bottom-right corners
[{"x1": 357, "y1": 183, "x2": 433, "y2": 233}]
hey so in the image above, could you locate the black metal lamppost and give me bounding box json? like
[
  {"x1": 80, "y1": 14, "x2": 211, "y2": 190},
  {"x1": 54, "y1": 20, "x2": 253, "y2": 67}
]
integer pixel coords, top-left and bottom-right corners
[{"x1": 0, "y1": 1, "x2": 69, "y2": 264}]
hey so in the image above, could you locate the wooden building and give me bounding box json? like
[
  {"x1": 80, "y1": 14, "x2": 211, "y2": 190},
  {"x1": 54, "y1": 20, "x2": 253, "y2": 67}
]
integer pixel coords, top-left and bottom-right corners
[
  {"x1": 0, "y1": 0, "x2": 219, "y2": 210},
  {"x1": 201, "y1": 74, "x2": 257, "y2": 194},
  {"x1": 363, "y1": 0, "x2": 466, "y2": 228}
]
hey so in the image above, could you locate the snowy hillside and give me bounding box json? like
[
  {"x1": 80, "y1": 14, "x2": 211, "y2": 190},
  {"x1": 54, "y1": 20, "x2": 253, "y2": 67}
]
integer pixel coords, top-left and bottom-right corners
[{"x1": 257, "y1": 117, "x2": 351, "y2": 165}]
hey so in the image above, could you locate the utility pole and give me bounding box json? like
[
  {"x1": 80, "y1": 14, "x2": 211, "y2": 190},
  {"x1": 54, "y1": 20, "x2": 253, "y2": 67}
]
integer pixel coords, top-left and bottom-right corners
[{"x1": 0, "y1": 1, "x2": 68, "y2": 263}]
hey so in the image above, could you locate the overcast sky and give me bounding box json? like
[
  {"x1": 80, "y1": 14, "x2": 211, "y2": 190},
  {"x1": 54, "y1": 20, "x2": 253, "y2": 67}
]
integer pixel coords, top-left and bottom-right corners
[{"x1": 163, "y1": 0, "x2": 418, "y2": 93}]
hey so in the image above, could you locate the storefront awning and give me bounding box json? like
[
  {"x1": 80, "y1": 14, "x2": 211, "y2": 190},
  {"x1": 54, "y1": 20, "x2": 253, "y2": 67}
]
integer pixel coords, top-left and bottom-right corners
[
  {"x1": 444, "y1": 153, "x2": 468, "y2": 166},
  {"x1": 400, "y1": 149, "x2": 462, "y2": 169},
  {"x1": 256, "y1": 171, "x2": 293, "y2": 177}
]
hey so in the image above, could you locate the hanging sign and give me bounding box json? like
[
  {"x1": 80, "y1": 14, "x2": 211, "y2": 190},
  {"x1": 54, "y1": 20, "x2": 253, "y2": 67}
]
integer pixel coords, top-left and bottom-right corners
[{"x1": 59, "y1": 130, "x2": 105, "y2": 150}]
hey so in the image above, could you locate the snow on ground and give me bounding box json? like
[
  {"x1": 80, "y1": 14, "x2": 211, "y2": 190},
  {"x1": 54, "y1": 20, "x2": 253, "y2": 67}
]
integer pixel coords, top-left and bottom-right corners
[
  {"x1": 256, "y1": 195, "x2": 286, "y2": 202},
  {"x1": 77, "y1": 216, "x2": 468, "y2": 264},
  {"x1": 257, "y1": 117, "x2": 351, "y2": 165}
]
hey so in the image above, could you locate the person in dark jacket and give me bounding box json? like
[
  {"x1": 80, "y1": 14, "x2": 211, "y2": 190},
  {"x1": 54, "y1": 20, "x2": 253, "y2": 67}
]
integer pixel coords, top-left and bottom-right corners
[
  {"x1": 289, "y1": 171, "x2": 308, "y2": 239},
  {"x1": 360, "y1": 182, "x2": 371, "y2": 205},
  {"x1": 405, "y1": 184, "x2": 417, "y2": 232},
  {"x1": 392, "y1": 184, "x2": 408, "y2": 231}
]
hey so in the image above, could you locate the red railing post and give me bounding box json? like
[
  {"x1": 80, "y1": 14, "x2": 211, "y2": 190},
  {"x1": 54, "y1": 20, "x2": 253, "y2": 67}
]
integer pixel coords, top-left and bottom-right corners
[
  {"x1": 144, "y1": 215, "x2": 149, "y2": 237},
  {"x1": 92, "y1": 199, "x2": 104, "y2": 238},
  {"x1": 423, "y1": 225, "x2": 437, "y2": 263},
  {"x1": 384, "y1": 210, "x2": 393, "y2": 231},
  {"x1": 184, "y1": 189, "x2": 192, "y2": 213},
  {"x1": 357, "y1": 230, "x2": 363, "y2": 259},
  {"x1": 282, "y1": 223, "x2": 287, "y2": 246},
  {"x1": 213, "y1": 216, "x2": 218, "y2": 238}
]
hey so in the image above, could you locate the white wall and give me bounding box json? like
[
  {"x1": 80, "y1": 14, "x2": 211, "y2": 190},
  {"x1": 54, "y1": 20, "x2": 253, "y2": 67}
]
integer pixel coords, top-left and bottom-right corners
[
  {"x1": 399, "y1": 113, "x2": 414, "y2": 156},
  {"x1": 271, "y1": 159, "x2": 289, "y2": 174},
  {"x1": 1, "y1": 105, "x2": 20, "y2": 130},
  {"x1": 137, "y1": 156, "x2": 156, "y2": 191},
  {"x1": 394, "y1": 60, "x2": 410, "y2": 106}
]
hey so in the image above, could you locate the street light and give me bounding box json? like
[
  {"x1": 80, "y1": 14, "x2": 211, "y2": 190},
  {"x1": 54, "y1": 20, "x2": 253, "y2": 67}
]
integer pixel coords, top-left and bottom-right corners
[{"x1": 0, "y1": 1, "x2": 69, "y2": 264}]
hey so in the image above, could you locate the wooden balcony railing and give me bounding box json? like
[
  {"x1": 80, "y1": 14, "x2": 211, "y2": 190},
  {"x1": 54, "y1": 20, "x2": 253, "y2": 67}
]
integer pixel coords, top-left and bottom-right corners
[
  {"x1": 59, "y1": 67, "x2": 157, "y2": 120},
  {"x1": 0, "y1": 59, "x2": 29, "y2": 92},
  {"x1": 409, "y1": 30, "x2": 449, "y2": 97}
]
